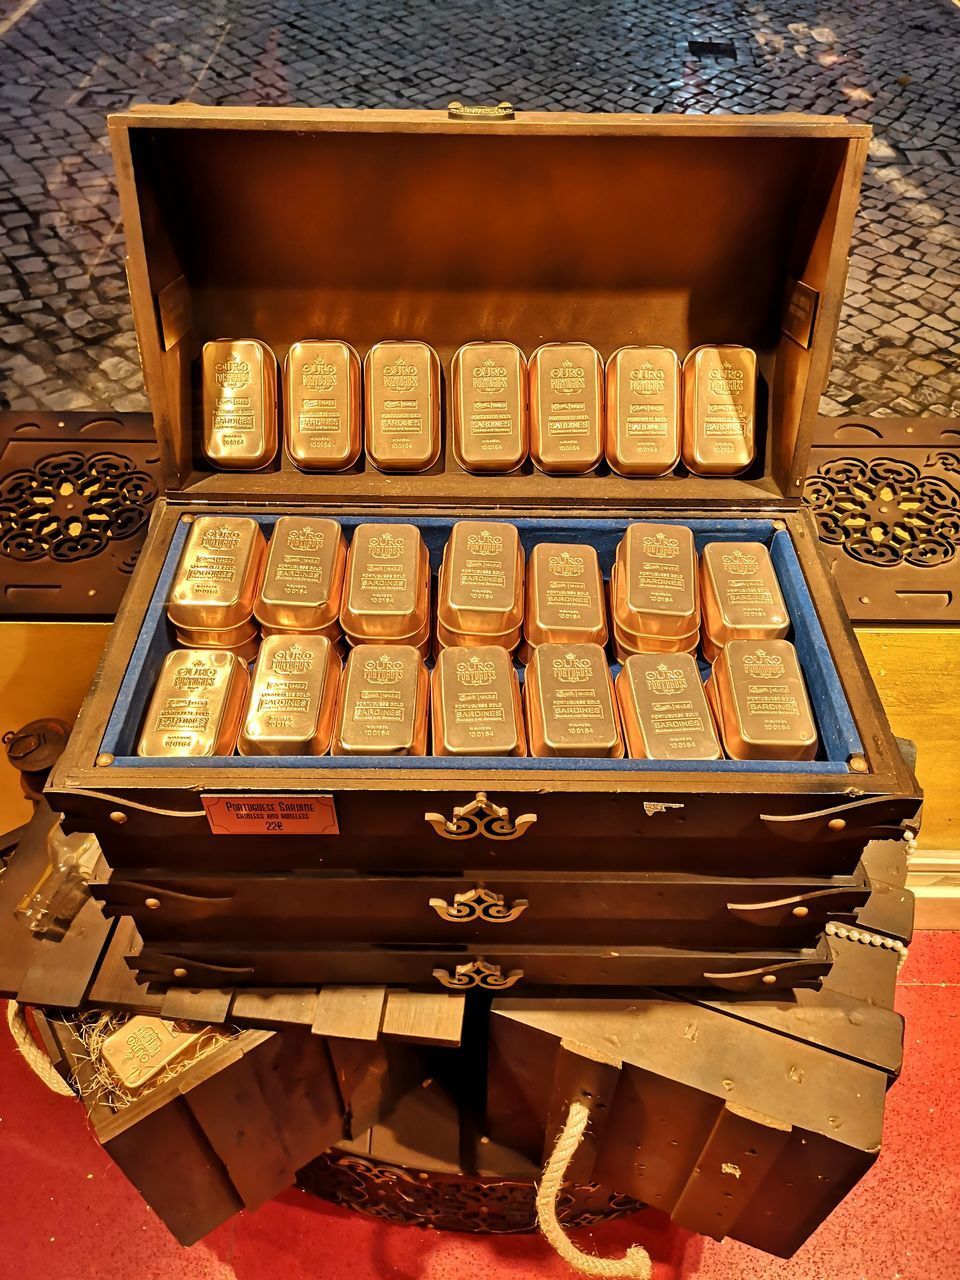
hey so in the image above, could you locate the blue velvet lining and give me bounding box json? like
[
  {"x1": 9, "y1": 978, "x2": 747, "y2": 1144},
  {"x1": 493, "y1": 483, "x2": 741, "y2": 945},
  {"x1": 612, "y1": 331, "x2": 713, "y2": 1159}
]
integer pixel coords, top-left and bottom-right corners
[{"x1": 100, "y1": 514, "x2": 862, "y2": 775}]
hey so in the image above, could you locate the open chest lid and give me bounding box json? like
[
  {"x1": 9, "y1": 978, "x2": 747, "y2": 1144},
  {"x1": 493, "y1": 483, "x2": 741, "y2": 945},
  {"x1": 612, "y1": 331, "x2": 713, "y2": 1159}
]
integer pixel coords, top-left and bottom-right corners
[{"x1": 109, "y1": 104, "x2": 869, "y2": 511}]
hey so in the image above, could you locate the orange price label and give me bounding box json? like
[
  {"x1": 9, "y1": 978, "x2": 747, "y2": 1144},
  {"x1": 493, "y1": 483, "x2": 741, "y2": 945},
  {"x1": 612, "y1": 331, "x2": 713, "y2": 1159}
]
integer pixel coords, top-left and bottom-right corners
[{"x1": 202, "y1": 794, "x2": 339, "y2": 836}]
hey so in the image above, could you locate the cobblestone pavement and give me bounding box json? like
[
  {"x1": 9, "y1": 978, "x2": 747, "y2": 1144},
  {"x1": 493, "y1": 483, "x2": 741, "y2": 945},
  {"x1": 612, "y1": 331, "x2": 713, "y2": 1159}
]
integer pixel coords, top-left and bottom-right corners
[{"x1": 1, "y1": 0, "x2": 957, "y2": 416}]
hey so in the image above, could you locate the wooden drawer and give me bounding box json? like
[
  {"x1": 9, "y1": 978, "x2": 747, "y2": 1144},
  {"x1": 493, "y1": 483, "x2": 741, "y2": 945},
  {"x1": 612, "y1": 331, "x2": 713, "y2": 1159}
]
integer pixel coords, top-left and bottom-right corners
[
  {"x1": 131, "y1": 938, "x2": 833, "y2": 992},
  {"x1": 92, "y1": 869, "x2": 869, "y2": 949}
]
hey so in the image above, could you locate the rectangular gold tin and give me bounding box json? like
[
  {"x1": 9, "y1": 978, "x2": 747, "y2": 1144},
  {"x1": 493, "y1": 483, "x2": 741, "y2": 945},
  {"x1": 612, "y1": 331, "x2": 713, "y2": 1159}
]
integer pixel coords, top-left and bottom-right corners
[
  {"x1": 332, "y1": 644, "x2": 429, "y2": 755},
  {"x1": 605, "y1": 346, "x2": 681, "y2": 476},
  {"x1": 437, "y1": 520, "x2": 524, "y2": 642},
  {"x1": 254, "y1": 516, "x2": 346, "y2": 633},
  {"x1": 167, "y1": 516, "x2": 266, "y2": 633},
  {"x1": 137, "y1": 649, "x2": 249, "y2": 757},
  {"x1": 201, "y1": 339, "x2": 278, "y2": 470},
  {"x1": 284, "y1": 340, "x2": 362, "y2": 472},
  {"x1": 452, "y1": 341, "x2": 528, "y2": 473},
  {"x1": 101, "y1": 1016, "x2": 208, "y2": 1092},
  {"x1": 709, "y1": 638, "x2": 818, "y2": 761},
  {"x1": 524, "y1": 542, "x2": 608, "y2": 649},
  {"x1": 431, "y1": 646, "x2": 526, "y2": 757},
  {"x1": 529, "y1": 342, "x2": 604, "y2": 474},
  {"x1": 524, "y1": 642, "x2": 624, "y2": 758},
  {"x1": 237, "y1": 633, "x2": 340, "y2": 755},
  {"x1": 616, "y1": 652, "x2": 722, "y2": 761},
  {"x1": 613, "y1": 522, "x2": 699, "y2": 639},
  {"x1": 700, "y1": 541, "x2": 790, "y2": 659},
  {"x1": 364, "y1": 340, "x2": 442, "y2": 473},
  {"x1": 340, "y1": 523, "x2": 430, "y2": 646},
  {"x1": 611, "y1": 617, "x2": 699, "y2": 665},
  {"x1": 681, "y1": 344, "x2": 757, "y2": 476}
]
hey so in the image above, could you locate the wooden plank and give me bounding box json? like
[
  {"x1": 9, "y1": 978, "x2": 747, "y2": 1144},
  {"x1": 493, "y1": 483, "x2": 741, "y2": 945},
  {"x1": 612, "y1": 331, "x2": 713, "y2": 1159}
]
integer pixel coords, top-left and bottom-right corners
[
  {"x1": 16, "y1": 897, "x2": 113, "y2": 1008},
  {"x1": 231, "y1": 989, "x2": 319, "y2": 1027},
  {"x1": 87, "y1": 917, "x2": 166, "y2": 1013},
  {"x1": 542, "y1": 1038, "x2": 622, "y2": 1183},
  {"x1": 160, "y1": 984, "x2": 233, "y2": 1024},
  {"x1": 380, "y1": 990, "x2": 465, "y2": 1046},
  {"x1": 245, "y1": 1031, "x2": 345, "y2": 1170},
  {"x1": 311, "y1": 986, "x2": 386, "y2": 1041}
]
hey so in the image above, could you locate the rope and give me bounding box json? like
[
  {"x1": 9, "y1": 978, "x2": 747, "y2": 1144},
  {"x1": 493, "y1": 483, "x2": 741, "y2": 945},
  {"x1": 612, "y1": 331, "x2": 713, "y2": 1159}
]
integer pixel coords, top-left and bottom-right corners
[
  {"x1": 536, "y1": 1100, "x2": 651, "y2": 1279},
  {"x1": 5, "y1": 1002, "x2": 75, "y2": 1097}
]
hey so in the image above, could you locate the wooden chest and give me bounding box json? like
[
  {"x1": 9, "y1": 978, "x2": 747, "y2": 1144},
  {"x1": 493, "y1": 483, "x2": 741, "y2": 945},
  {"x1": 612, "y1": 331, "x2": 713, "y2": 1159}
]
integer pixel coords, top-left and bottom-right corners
[{"x1": 47, "y1": 106, "x2": 921, "y2": 994}]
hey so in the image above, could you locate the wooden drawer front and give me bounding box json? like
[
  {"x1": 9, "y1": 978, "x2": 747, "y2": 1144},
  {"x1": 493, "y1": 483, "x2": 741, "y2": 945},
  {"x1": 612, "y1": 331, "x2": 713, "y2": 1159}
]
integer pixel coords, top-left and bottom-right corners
[
  {"x1": 93, "y1": 871, "x2": 868, "y2": 949},
  {"x1": 133, "y1": 940, "x2": 833, "y2": 993}
]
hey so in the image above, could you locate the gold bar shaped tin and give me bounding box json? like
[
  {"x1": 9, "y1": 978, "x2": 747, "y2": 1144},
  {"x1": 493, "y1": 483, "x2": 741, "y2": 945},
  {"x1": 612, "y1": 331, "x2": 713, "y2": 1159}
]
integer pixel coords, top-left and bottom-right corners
[
  {"x1": 605, "y1": 346, "x2": 681, "y2": 476},
  {"x1": 137, "y1": 649, "x2": 249, "y2": 757},
  {"x1": 431, "y1": 646, "x2": 526, "y2": 756},
  {"x1": 437, "y1": 520, "x2": 524, "y2": 650},
  {"x1": 284, "y1": 340, "x2": 362, "y2": 472},
  {"x1": 340, "y1": 523, "x2": 431, "y2": 652},
  {"x1": 700, "y1": 541, "x2": 790, "y2": 662},
  {"x1": 332, "y1": 644, "x2": 429, "y2": 755},
  {"x1": 524, "y1": 642, "x2": 624, "y2": 758},
  {"x1": 529, "y1": 342, "x2": 604, "y2": 474},
  {"x1": 451, "y1": 341, "x2": 528, "y2": 473},
  {"x1": 238, "y1": 634, "x2": 340, "y2": 755},
  {"x1": 202, "y1": 339, "x2": 278, "y2": 470},
  {"x1": 255, "y1": 516, "x2": 346, "y2": 635},
  {"x1": 616, "y1": 653, "x2": 722, "y2": 761},
  {"x1": 364, "y1": 340, "x2": 442, "y2": 472},
  {"x1": 613, "y1": 522, "x2": 699, "y2": 640},
  {"x1": 524, "y1": 542, "x2": 608, "y2": 650},
  {"x1": 101, "y1": 1016, "x2": 209, "y2": 1093},
  {"x1": 708, "y1": 639, "x2": 818, "y2": 761},
  {"x1": 167, "y1": 516, "x2": 266, "y2": 644},
  {"x1": 681, "y1": 344, "x2": 757, "y2": 476}
]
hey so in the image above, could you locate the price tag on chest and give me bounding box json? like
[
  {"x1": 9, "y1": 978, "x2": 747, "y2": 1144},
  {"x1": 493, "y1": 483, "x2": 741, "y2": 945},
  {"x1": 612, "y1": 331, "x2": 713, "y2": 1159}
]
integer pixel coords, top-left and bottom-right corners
[{"x1": 202, "y1": 794, "x2": 339, "y2": 835}]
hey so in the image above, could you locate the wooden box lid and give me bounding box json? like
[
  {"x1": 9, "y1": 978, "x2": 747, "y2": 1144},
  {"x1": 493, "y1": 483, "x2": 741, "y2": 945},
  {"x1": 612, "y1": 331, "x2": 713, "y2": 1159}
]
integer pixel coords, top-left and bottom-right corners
[{"x1": 109, "y1": 105, "x2": 869, "y2": 510}]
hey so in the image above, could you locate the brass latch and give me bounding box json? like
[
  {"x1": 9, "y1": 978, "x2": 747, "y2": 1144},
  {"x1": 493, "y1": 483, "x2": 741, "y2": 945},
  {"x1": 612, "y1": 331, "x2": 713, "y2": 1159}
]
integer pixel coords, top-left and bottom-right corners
[
  {"x1": 448, "y1": 101, "x2": 515, "y2": 121},
  {"x1": 425, "y1": 792, "x2": 537, "y2": 841},
  {"x1": 433, "y1": 959, "x2": 523, "y2": 990},
  {"x1": 428, "y1": 887, "x2": 529, "y2": 924}
]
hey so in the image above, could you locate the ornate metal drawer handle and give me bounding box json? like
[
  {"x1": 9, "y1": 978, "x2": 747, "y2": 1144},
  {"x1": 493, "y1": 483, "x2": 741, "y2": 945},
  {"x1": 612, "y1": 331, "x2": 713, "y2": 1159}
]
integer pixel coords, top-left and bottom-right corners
[
  {"x1": 433, "y1": 959, "x2": 524, "y2": 990},
  {"x1": 424, "y1": 792, "x2": 537, "y2": 841},
  {"x1": 428, "y1": 887, "x2": 529, "y2": 924}
]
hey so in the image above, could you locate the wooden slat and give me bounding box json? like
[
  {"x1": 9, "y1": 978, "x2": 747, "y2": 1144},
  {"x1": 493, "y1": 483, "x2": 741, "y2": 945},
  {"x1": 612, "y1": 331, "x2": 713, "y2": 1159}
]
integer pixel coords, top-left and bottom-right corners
[
  {"x1": 160, "y1": 985, "x2": 233, "y2": 1024},
  {"x1": 87, "y1": 918, "x2": 166, "y2": 1012},
  {"x1": 246, "y1": 1032, "x2": 345, "y2": 1170},
  {"x1": 542, "y1": 1038, "x2": 622, "y2": 1183},
  {"x1": 231, "y1": 989, "x2": 319, "y2": 1026},
  {"x1": 16, "y1": 897, "x2": 113, "y2": 1008},
  {"x1": 311, "y1": 986, "x2": 386, "y2": 1041},
  {"x1": 380, "y1": 990, "x2": 465, "y2": 1046}
]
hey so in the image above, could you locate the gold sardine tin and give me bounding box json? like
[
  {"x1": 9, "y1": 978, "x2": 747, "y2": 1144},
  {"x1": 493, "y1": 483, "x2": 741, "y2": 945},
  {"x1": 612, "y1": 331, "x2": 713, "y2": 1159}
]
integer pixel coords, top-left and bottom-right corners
[
  {"x1": 524, "y1": 542, "x2": 608, "y2": 649},
  {"x1": 452, "y1": 341, "x2": 528, "y2": 473},
  {"x1": 284, "y1": 340, "x2": 362, "y2": 472},
  {"x1": 437, "y1": 521, "x2": 523, "y2": 648},
  {"x1": 137, "y1": 649, "x2": 249, "y2": 758},
  {"x1": 681, "y1": 344, "x2": 757, "y2": 476},
  {"x1": 167, "y1": 516, "x2": 266, "y2": 634},
  {"x1": 101, "y1": 1016, "x2": 209, "y2": 1092},
  {"x1": 237, "y1": 634, "x2": 340, "y2": 755},
  {"x1": 332, "y1": 644, "x2": 429, "y2": 755},
  {"x1": 709, "y1": 639, "x2": 818, "y2": 761},
  {"x1": 529, "y1": 343, "x2": 604, "y2": 474},
  {"x1": 614, "y1": 522, "x2": 699, "y2": 639},
  {"x1": 255, "y1": 517, "x2": 346, "y2": 634},
  {"x1": 524, "y1": 643, "x2": 623, "y2": 758},
  {"x1": 365, "y1": 340, "x2": 442, "y2": 473},
  {"x1": 700, "y1": 541, "x2": 789, "y2": 661},
  {"x1": 202, "y1": 339, "x2": 278, "y2": 470},
  {"x1": 340, "y1": 523, "x2": 430, "y2": 648},
  {"x1": 616, "y1": 653, "x2": 721, "y2": 760},
  {"x1": 432, "y1": 646, "x2": 525, "y2": 756},
  {"x1": 605, "y1": 346, "x2": 681, "y2": 476}
]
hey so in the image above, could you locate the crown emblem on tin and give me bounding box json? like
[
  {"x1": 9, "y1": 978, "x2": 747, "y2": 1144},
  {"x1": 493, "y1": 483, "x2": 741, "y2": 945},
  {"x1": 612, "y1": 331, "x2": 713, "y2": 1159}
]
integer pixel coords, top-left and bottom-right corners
[
  {"x1": 472, "y1": 358, "x2": 508, "y2": 394},
  {"x1": 550, "y1": 359, "x2": 586, "y2": 395},
  {"x1": 363, "y1": 654, "x2": 404, "y2": 684},
  {"x1": 553, "y1": 652, "x2": 592, "y2": 683},
  {"x1": 301, "y1": 356, "x2": 337, "y2": 391},
  {"x1": 630, "y1": 360, "x2": 665, "y2": 395},
  {"x1": 457, "y1": 653, "x2": 497, "y2": 686},
  {"x1": 383, "y1": 356, "x2": 419, "y2": 392},
  {"x1": 215, "y1": 352, "x2": 250, "y2": 388},
  {"x1": 201, "y1": 522, "x2": 243, "y2": 551},
  {"x1": 709, "y1": 361, "x2": 745, "y2": 396},
  {"x1": 742, "y1": 648, "x2": 785, "y2": 679},
  {"x1": 645, "y1": 662, "x2": 688, "y2": 695},
  {"x1": 467, "y1": 529, "x2": 503, "y2": 557},
  {"x1": 549, "y1": 550, "x2": 584, "y2": 577},
  {"x1": 286, "y1": 525, "x2": 325, "y2": 552},
  {"x1": 173, "y1": 657, "x2": 217, "y2": 691},
  {"x1": 369, "y1": 531, "x2": 404, "y2": 559},
  {"x1": 272, "y1": 642, "x2": 314, "y2": 674},
  {"x1": 642, "y1": 531, "x2": 680, "y2": 559},
  {"x1": 720, "y1": 549, "x2": 759, "y2": 576}
]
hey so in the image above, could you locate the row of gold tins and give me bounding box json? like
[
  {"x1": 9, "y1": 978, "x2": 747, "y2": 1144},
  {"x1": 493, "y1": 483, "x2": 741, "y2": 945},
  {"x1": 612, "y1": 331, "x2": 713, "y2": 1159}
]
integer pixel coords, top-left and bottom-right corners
[
  {"x1": 139, "y1": 636, "x2": 816, "y2": 762},
  {"x1": 203, "y1": 339, "x2": 757, "y2": 476}
]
